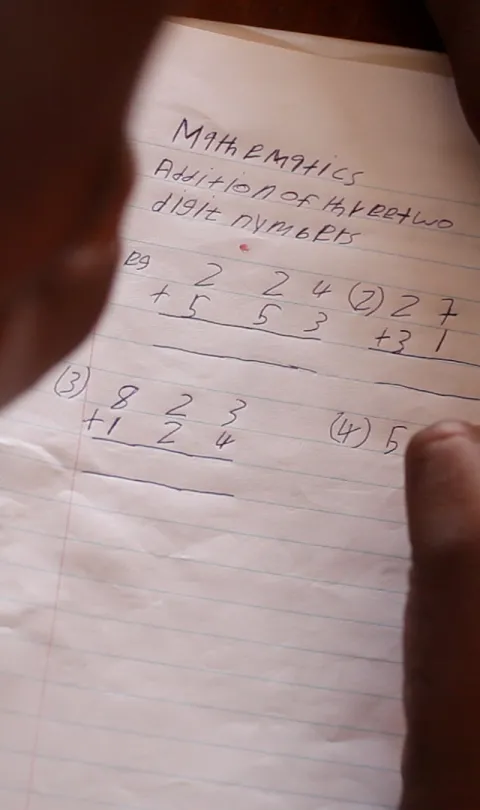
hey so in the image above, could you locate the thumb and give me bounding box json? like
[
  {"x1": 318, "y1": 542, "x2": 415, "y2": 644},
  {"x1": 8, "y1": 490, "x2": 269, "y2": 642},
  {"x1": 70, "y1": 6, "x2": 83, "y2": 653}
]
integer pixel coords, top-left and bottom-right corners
[{"x1": 401, "y1": 422, "x2": 480, "y2": 809}]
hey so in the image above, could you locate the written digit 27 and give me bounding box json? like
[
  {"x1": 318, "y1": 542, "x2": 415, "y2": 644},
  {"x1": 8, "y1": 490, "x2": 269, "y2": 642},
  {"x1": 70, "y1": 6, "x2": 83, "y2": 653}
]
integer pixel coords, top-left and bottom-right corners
[{"x1": 384, "y1": 425, "x2": 408, "y2": 455}]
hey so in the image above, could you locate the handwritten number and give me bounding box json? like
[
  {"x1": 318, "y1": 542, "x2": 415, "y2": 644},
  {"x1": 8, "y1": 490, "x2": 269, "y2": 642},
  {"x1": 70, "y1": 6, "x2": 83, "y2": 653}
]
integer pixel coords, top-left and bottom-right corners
[
  {"x1": 312, "y1": 280, "x2": 332, "y2": 300},
  {"x1": 54, "y1": 364, "x2": 90, "y2": 399},
  {"x1": 304, "y1": 311, "x2": 328, "y2": 334},
  {"x1": 107, "y1": 417, "x2": 122, "y2": 436},
  {"x1": 254, "y1": 303, "x2": 282, "y2": 326},
  {"x1": 348, "y1": 282, "x2": 384, "y2": 316},
  {"x1": 395, "y1": 330, "x2": 412, "y2": 354},
  {"x1": 435, "y1": 329, "x2": 448, "y2": 354},
  {"x1": 439, "y1": 297, "x2": 458, "y2": 326},
  {"x1": 222, "y1": 399, "x2": 247, "y2": 428},
  {"x1": 216, "y1": 432, "x2": 235, "y2": 450},
  {"x1": 189, "y1": 293, "x2": 211, "y2": 318},
  {"x1": 329, "y1": 412, "x2": 371, "y2": 449},
  {"x1": 157, "y1": 421, "x2": 183, "y2": 445},
  {"x1": 334, "y1": 418, "x2": 362, "y2": 443},
  {"x1": 263, "y1": 271, "x2": 290, "y2": 297},
  {"x1": 166, "y1": 394, "x2": 193, "y2": 419},
  {"x1": 390, "y1": 295, "x2": 420, "y2": 319},
  {"x1": 385, "y1": 425, "x2": 408, "y2": 455},
  {"x1": 111, "y1": 385, "x2": 139, "y2": 410},
  {"x1": 195, "y1": 262, "x2": 223, "y2": 288}
]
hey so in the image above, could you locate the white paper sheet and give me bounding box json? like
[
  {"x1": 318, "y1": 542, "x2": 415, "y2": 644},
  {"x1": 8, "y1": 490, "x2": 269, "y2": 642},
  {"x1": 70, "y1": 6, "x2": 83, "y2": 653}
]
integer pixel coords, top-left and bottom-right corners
[
  {"x1": 179, "y1": 17, "x2": 451, "y2": 75},
  {"x1": 0, "y1": 20, "x2": 479, "y2": 810}
]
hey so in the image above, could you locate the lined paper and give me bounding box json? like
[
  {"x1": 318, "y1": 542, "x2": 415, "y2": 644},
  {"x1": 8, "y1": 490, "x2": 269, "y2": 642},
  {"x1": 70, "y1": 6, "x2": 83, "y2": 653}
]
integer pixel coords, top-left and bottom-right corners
[{"x1": 0, "y1": 21, "x2": 479, "y2": 810}]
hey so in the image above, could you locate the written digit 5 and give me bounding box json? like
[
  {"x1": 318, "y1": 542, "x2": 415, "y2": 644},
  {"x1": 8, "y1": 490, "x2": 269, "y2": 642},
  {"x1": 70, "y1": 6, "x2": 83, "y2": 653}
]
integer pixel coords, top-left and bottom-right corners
[
  {"x1": 254, "y1": 303, "x2": 282, "y2": 326},
  {"x1": 384, "y1": 425, "x2": 408, "y2": 455},
  {"x1": 311, "y1": 280, "x2": 333, "y2": 301},
  {"x1": 188, "y1": 293, "x2": 211, "y2": 318}
]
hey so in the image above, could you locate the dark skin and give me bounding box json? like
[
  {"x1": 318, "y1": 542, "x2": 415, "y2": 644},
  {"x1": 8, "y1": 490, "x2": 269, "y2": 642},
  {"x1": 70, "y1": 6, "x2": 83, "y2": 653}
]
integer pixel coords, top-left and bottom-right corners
[
  {"x1": 0, "y1": 2, "x2": 479, "y2": 806},
  {"x1": 402, "y1": 422, "x2": 480, "y2": 808}
]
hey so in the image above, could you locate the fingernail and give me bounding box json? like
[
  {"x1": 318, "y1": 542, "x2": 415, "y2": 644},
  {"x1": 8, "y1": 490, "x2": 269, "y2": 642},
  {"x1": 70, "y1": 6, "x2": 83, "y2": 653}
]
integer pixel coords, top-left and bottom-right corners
[
  {"x1": 406, "y1": 420, "x2": 480, "y2": 557},
  {"x1": 408, "y1": 420, "x2": 475, "y2": 454}
]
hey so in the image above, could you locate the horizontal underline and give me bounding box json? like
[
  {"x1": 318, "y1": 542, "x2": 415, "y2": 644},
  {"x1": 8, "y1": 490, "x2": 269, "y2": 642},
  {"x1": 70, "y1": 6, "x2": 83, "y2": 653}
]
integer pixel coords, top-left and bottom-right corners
[
  {"x1": 80, "y1": 469, "x2": 234, "y2": 498},
  {"x1": 153, "y1": 342, "x2": 316, "y2": 373},
  {"x1": 91, "y1": 436, "x2": 233, "y2": 464},
  {"x1": 376, "y1": 380, "x2": 480, "y2": 402}
]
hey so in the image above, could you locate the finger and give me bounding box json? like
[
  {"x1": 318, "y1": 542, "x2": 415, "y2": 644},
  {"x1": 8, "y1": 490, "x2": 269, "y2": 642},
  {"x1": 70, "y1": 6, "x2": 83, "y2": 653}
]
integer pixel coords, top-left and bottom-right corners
[
  {"x1": 427, "y1": 0, "x2": 480, "y2": 141},
  {"x1": 0, "y1": 2, "x2": 165, "y2": 406},
  {"x1": 0, "y1": 139, "x2": 133, "y2": 407},
  {"x1": 401, "y1": 422, "x2": 480, "y2": 809}
]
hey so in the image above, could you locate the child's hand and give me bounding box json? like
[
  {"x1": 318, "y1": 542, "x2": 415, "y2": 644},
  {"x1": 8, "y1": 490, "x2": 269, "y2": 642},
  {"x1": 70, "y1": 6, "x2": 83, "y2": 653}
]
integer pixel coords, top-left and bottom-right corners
[
  {"x1": 401, "y1": 422, "x2": 480, "y2": 809},
  {"x1": 428, "y1": 0, "x2": 480, "y2": 140},
  {"x1": 0, "y1": 1, "x2": 165, "y2": 407},
  {"x1": 0, "y1": 1, "x2": 477, "y2": 409}
]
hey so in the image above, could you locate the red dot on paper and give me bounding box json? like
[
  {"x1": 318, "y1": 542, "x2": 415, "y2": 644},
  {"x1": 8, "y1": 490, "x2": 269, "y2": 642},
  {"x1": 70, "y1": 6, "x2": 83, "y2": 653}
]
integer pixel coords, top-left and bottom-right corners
[{"x1": 239, "y1": 243, "x2": 250, "y2": 253}]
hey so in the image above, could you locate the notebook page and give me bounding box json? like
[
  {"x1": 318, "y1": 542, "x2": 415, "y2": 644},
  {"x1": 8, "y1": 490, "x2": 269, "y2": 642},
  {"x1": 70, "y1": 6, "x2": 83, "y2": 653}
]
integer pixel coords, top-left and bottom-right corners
[
  {"x1": 1, "y1": 20, "x2": 480, "y2": 810},
  {"x1": 180, "y1": 17, "x2": 451, "y2": 75}
]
